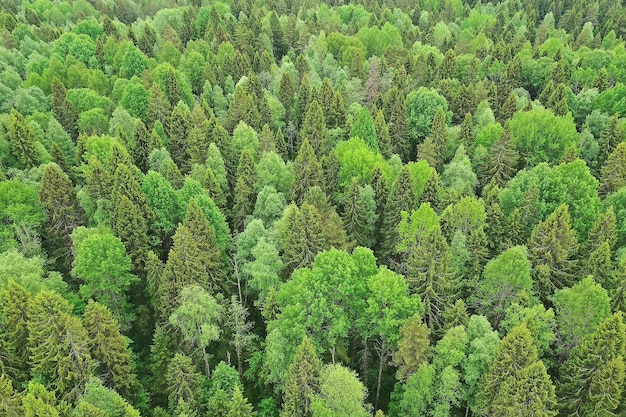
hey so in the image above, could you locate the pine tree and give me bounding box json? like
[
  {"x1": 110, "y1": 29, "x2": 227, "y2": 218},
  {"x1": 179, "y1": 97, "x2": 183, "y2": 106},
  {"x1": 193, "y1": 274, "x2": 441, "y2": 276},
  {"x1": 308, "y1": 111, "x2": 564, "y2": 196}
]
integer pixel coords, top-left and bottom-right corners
[
  {"x1": 558, "y1": 313, "x2": 626, "y2": 416},
  {"x1": 528, "y1": 205, "x2": 579, "y2": 299},
  {"x1": 406, "y1": 227, "x2": 458, "y2": 330},
  {"x1": 291, "y1": 138, "x2": 323, "y2": 204},
  {"x1": 228, "y1": 387, "x2": 256, "y2": 417},
  {"x1": 393, "y1": 313, "x2": 430, "y2": 381},
  {"x1": 233, "y1": 148, "x2": 257, "y2": 232},
  {"x1": 7, "y1": 109, "x2": 39, "y2": 169},
  {"x1": 83, "y1": 301, "x2": 136, "y2": 399},
  {"x1": 482, "y1": 124, "x2": 519, "y2": 187},
  {"x1": 379, "y1": 166, "x2": 416, "y2": 261},
  {"x1": 166, "y1": 354, "x2": 202, "y2": 415},
  {"x1": 39, "y1": 164, "x2": 83, "y2": 273},
  {"x1": 299, "y1": 100, "x2": 331, "y2": 156},
  {"x1": 600, "y1": 142, "x2": 626, "y2": 197},
  {"x1": 281, "y1": 336, "x2": 322, "y2": 417}
]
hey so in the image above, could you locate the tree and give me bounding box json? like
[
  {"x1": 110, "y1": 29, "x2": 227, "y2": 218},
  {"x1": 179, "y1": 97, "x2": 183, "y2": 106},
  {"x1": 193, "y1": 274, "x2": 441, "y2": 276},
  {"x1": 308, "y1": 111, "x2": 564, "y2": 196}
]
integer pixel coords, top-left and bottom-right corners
[
  {"x1": 7, "y1": 108, "x2": 39, "y2": 168},
  {"x1": 229, "y1": 387, "x2": 256, "y2": 417},
  {"x1": 421, "y1": 107, "x2": 449, "y2": 172},
  {"x1": 72, "y1": 229, "x2": 138, "y2": 330},
  {"x1": 300, "y1": 100, "x2": 331, "y2": 156},
  {"x1": 384, "y1": 87, "x2": 410, "y2": 161},
  {"x1": 342, "y1": 178, "x2": 377, "y2": 248},
  {"x1": 406, "y1": 88, "x2": 451, "y2": 151},
  {"x1": 600, "y1": 142, "x2": 626, "y2": 197},
  {"x1": 558, "y1": 313, "x2": 626, "y2": 416},
  {"x1": 553, "y1": 276, "x2": 611, "y2": 359},
  {"x1": 166, "y1": 353, "x2": 202, "y2": 415},
  {"x1": 361, "y1": 267, "x2": 421, "y2": 409},
  {"x1": 440, "y1": 145, "x2": 477, "y2": 201},
  {"x1": 472, "y1": 246, "x2": 533, "y2": 327},
  {"x1": 0, "y1": 373, "x2": 20, "y2": 417},
  {"x1": 22, "y1": 382, "x2": 59, "y2": 417},
  {"x1": 225, "y1": 296, "x2": 256, "y2": 378},
  {"x1": 379, "y1": 166, "x2": 416, "y2": 261},
  {"x1": 83, "y1": 301, "x2": 137, "y2": 399},
  {"x1": 1, "y1": 281, "x2": 30, "y2": 382},
  {"x1": 169, "y1": 103, "x2": 193, "y2": 173},
  {"x1": 406, "y1": 227, "x2": 458, "y2": 331},
  {"x1": 374, "y1": 110, "x2": 392, "y2": 158},
  {"x1": 233, "y1": 148, "x2": 257, "y2": 232},
  {"x1": 350, "y1": 107, "x2": 379, "y2": 153},
  {"x1": 527, "y1": 205, "x2": 579, "y2": 300},
  {"x1": 481, "y1": 124, "x2": 519, "y2": 187},
  {"x1": 291, "y1": 139, "x2": 324, "y2": 204},
  {"x1": 393, "y1": 313, "x2": 430, "y2": 382},
  {"x1": 478, "y1": 325, "x2": 552, "y2": 416},
  {"x1": 281, "y1": 336, "x2": 322, "y2": 417},
  {"x1": 311, "y1": 364, "x2": 370, "y2": 417},
  {"x1": 281, "y1": 203, "x2": 329, "y2": 276}
]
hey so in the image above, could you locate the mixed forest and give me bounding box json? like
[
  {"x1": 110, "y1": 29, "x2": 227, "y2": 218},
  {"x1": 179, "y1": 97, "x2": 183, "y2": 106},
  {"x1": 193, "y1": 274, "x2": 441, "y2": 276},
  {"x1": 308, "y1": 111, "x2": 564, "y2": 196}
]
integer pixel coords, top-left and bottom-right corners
[{"x1": 4, "y1": 0, "x2": 626, "y2": 415}]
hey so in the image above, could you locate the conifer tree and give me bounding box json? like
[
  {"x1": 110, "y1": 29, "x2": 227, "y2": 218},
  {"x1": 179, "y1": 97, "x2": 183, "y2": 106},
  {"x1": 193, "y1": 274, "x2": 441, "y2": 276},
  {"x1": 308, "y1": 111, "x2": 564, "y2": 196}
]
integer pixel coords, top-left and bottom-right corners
[
  {"x1": 187, "y1": 126, "x2": 210, "y2": 167},
  {"x1": 132, "y1": 119, "x2": 154, "y2": 173},
  {"x1": 7, "y1": 109, "x2": 39, "y2": 169},
  {"x1": 259, "y1": 124, "x2": 276, "y2": 154},
  {"x1": 281, "y1": 336, "x2": 322, "y2": 417},
  {"x1": 166, "y1": 160, "x2": 185, "y2": 189},
  {"x1": 166, "y1": 353, "x2": 202, "y2": 416},
  {"x1": 169, "y1": 103, "x2": 193, "y2": 173},
  {"x1": 233, "y1": 148, "x2": 257, "y2": 232},
  {"x1": 384, "y1": 87, "x2": 410, "y2": 161},
  {"x1": 598, "y1": 114, "x2": 623, "y2": 167},
  {"x1": 459, "y1": 112, "x2": 474, "y2": 148},
  {"x1": 1, "y1": 281, "x2": 30, "y2": 382},
  {"x1": 586, "y1": 206, "x2": 617, "y2": 255},
  {"x1": 40, "y1": 163, "x2": 83, "y2": 272},
  {"x1": 393, "y1": 313, "x2": 430, "y2": 381},
  {"x1": 426, "y1": 107, "x2": 448, "y2": 171},
  {"x1": 481, "y1": 124, "x2": 519, "y2": 187},
  {"x1": 329, "y1": 90, "x2": 346, "y2": 129},
  {"x1": 299, "y1": 100, "x2": 331, "y2": 156},
  {"x1": 527, "y1": 205, "x2": 578, "y2": 299},
  {"x1": 0, "y1": 373, "x2": 20, "y2": 417},
  {"x1": 483, "y1": 183, "x2": 506, "y2": 256},
  {"x1": 406, "y1": 227, "x2": 458, "y2": 330},
  {"x1": 558, "y1": 313, "x2": 626, "y2": 416},
  {"x1": 22, "y1": 382, "x2": 60, "y2": 417},
  {"x1": 350, "y1": 108, "x2": 379, "y2": 153},
  {"x1": 379, "y1": 166, "x2": 416, "y2": 261},
  {"x1": 282, "y1": 204, "x2": 328, "y2": 275},
  {"x1": 374, "y1": 110, "x2": 392, "y2": 158},
  {"x1": 291, "y1": 138, "x2": 323, "y2": 204},
  {"x1": 51, "y1": 78, "x2": 79, "y2": 140},
  {"x1": 498, "y1": 92, "x2": 518, "y2": 123},
  {"x1": 228, "y1": 387, "x2": 256, "y2": 417},
  {"x1": 600, "y1": 142, "x2": 626, "y2": 197},
  {"x1": 148, "y1": 84, "x2": 172, "y2": 131},
  {"x1": 226, "y1": 85, "x2": 260, "y2": 132},
  {"x1": 342, "y1": 179, "x2": 377, "y2": 248},
  {"x1": 83, "y1": 301, "x2": 136, "y2": 399},
  {"x1": 369, "y1": 166, "x2": 389, "y2": 241},
  {"x1": 279, "y1": 73, "x2": 295, "y2": 121}
]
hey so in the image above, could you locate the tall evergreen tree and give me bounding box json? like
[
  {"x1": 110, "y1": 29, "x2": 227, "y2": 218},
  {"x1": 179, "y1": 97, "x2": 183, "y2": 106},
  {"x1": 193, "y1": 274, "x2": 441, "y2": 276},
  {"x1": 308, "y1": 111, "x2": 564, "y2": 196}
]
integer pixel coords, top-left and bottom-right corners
[
  {"x1": 233, "y1": 148, "x2": 257, "y2": 232},
  {"x1": 7, "y1": 109, "x2": 39, "y2": 169},
  {"x1": 558, "y1": 313, "x2": 626, "y2": 416},
  {"x1": 39, "y1": 163, "x2": 83, "y2": 273},
  {"x1": 374, "y1": 110, "x2": 392, "y2": 159},
  {"x1": 299, "y1": 100, "x2": 331, "y2": 156},
  {"x1": 384, "y1": 87, "x2": 410, "y2": 161},
  {"x1": 281, "y1": 336, "x2": 322, "y2": 417},
  {"x1": 527, "y1": 205, "x2": 578, "y2": 299},
  {"x1": 291, "y1": 138, "x2": 323, "y2": 204},
  {"x1": 166, "y1": 353, "x2": 202, "y2": 416},
  {"x1": 600, "y1": 142, "x2": 626, "y2": 197},
  {"x1": 83, "y1": 301, "x2": 137, "y2": 399},
  {"x1": 1, "y1": 281, "x2": 30, "y2": 383},
  {"x1": 169, "y1": 103, "x2": 193, "y2": 174},
  {"x1": 379, "y1": 166, "x2": 416, "y2": 261},
  {"x1": 481, "y1": 124, "x2": 519, "y2": 187},
  {"x1": 282, "y1": 204, "x2": 328, "y2": 275}
]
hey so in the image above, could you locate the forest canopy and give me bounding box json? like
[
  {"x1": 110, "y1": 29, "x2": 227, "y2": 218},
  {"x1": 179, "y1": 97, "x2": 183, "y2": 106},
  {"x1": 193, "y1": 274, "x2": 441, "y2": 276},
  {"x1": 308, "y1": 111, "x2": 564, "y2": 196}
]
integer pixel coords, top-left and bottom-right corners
[{"x1": 2, "y1": 0, "x2": 626, "y2": 416}]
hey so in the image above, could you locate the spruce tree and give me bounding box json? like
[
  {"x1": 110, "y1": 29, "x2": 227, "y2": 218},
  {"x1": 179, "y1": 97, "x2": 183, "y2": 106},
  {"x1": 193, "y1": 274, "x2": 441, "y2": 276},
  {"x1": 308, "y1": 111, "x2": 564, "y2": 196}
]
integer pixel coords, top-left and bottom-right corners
[
  {"x1": 406, "y1": 227, "x2": 458, "y2": 330},
  {"x1": 166, "y1": 354, "x2": 202, "y2": 416},
  {"x1": 483, "y1": 183, "x2": 506, "y2": 256},
  {"x1": 291, "y1": 138, "x2": 323, "y2": 204},
  {"x1": 374, "y1": 110, "x2": 392, "y2": 159},
  {"x1": 39, "y1": 164, "x2": 83, "y2": 273},
  {"x1": 1, "y1": 281, "x2": 30, "y2": 383},
  {"x1": 558, "y1": 313, "x2": 626, "y2": 416},
  {"x1": 384, "y1": 87, "x2": 410, "y2": 161},
  {"x1": 187, "y1": 126, "x2": 210, "y2": 167},
  {"x1": 7, "y1": 109, "x2": 39, "y2": 169},
  {"x1": 379, "y1": 166, "x2": 416, "y2": 261},
  {"x1": 0, "y1": 373, "x2": 20, "y2": 417},
  {"x1": 527, "y1": 205, "x2": 579, "y2": 299},
  {"x1": 132, "y1": 119, "x2": 153, "y2": 173},
  {"x1": 299, "y1": 100, "x2": 331, "y2": 156},
  {"x1": 342, "y1": 178, "x2": 377, "y2": 248},
  {"x1": 279, "y1": 73, "x2": 295, "y2": 121},
  {"x1": 459, "y1": 112, "x2": 474, "y2": 148},
  {"x1": 282, "y1": 204, "x2": 328, "y2": 275},
  {"x1": 598, "y1": 114, "x2": 623, "y2": 167},
  {"x1": 228, "y1": 387, "x2": 256, "y2": 417},
  {"x1": 169, "y1": 103, "x2": 193, "y2": 174},
  {"x1": 148, "y1": 84, "x2": 172, "y2": 131},
  {"x1": 481, "y1": 124, "x2": 519, "y2": 187},
  {"x1": 83, "y1": 301, "x2": 137, "y2": 399},
  {"x1": 600, "y1": 142, "x2": 626, "y2": 197},
  {"x1": 233, "y1": 148, "x2": 257, "y2": 232},
  {"x1": 281, "y1": 336, "x2": 322, "y2": 417}
]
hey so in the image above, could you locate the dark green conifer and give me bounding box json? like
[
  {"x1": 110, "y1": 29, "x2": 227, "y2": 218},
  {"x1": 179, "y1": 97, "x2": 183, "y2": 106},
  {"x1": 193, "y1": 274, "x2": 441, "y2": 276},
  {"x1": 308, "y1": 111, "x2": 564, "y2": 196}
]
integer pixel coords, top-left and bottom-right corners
[
  {"x1": 379, "y1": 166, "x2": 416, "y2": 261},
  {"x1": 7, "y1": 109, "x2": 39, "y2": 169},
  {"x1": 281, "y1": 336, "x2": 322, "y2": 417},
  {"x1": 291, "y1": 139, "x2": 323, "y2": 204},
  {"x1": 233, "y1": 148, "x2": 257, "y2": 232}
]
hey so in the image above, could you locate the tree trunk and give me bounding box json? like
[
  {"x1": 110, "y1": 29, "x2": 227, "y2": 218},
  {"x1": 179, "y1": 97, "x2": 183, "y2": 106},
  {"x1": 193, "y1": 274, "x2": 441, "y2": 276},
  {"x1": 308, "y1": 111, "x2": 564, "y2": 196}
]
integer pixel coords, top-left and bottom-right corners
[{"x1": 375, "y1": 340, "x2": 386, "y2": 411}]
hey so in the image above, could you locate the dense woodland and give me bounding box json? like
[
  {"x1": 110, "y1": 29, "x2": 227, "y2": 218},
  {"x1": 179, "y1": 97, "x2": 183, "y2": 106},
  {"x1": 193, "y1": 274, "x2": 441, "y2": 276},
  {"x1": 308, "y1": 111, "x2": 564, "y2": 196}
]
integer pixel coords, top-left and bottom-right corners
[{"x1": 4, "y1": 0, "x2": 626, "y2": 415}]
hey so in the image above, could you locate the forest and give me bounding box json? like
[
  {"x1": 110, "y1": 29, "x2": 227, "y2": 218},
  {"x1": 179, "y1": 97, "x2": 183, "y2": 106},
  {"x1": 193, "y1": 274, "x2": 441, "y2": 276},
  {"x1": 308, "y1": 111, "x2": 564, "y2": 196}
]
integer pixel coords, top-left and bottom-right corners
[{"x1": 2, "y1": 0, "x2": 626, "y2": 415}]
